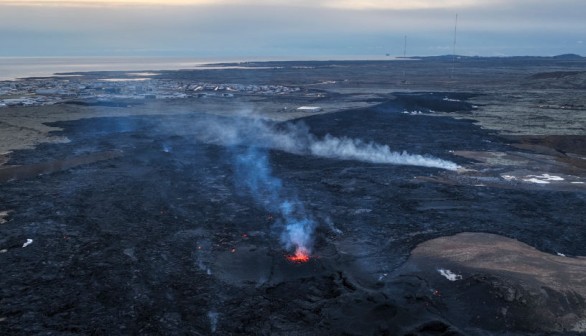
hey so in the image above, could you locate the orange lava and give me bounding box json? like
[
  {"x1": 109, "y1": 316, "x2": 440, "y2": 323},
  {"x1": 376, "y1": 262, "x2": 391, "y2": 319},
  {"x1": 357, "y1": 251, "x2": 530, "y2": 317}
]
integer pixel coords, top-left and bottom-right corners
[{"x1": 286, "y1": 248, "x2": 310, "y2": 263}]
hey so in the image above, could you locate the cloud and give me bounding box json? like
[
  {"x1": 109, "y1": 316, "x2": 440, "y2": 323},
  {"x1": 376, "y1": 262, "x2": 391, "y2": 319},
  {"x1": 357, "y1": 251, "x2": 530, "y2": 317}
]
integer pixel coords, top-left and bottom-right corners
[
  {"x1": 0, "y1": 0, "x2": 494, "y2": 10},
  {"x1": 0, "y1": 0, "x2": 584, "y2": 56},
  {"x1": 0, "y1": 0, "x2": 204, "y2": 7},
  {"x1": 319, "y1": 0, "x2": 490, "y2": 10}
]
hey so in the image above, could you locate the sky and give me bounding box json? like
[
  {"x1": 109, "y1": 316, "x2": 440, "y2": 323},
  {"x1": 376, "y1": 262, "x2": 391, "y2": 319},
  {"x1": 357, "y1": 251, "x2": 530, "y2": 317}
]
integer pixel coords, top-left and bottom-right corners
[{"x1": 0, "y1": 0, "x2": 584, "y2": 58}]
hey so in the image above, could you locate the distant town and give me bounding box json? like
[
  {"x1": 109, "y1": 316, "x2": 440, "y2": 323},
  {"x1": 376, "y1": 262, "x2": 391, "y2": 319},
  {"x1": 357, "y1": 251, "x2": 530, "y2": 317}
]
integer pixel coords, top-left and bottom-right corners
[{"x1": 0, "y1": 75, "x2": 304, "y2": 108}]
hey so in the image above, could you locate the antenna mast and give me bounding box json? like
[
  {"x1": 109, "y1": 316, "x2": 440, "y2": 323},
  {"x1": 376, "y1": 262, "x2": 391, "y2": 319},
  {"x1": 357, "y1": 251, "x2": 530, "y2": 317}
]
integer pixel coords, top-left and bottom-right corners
[
  {"x1": 401, "y1": 35, "x2": 408, "y2": 83},
  {"x1": 451, "y1": 14, "x2": 458, "y2": 79},
  {"x1": 453, "y1": 14, "x2": 458, "y2": 56}
]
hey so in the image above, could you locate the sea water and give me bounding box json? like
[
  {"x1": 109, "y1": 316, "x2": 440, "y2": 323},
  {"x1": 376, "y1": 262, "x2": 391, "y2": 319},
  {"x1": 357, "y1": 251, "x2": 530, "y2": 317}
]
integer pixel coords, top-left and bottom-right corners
[
  {"x1": 0, "y1": 56, "x2": 236, "y2": 81},
  {"x1": 0, "y1": 55, "x2": 394, "y2": 81}
]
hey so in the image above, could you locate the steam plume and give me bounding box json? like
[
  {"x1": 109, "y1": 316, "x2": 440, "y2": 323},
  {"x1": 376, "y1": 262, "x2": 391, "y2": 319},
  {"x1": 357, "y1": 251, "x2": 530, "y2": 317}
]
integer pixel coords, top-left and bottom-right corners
[
  {"x1": 185, "y1": 112, "x2": 458, "y2": 257},
  {"x1": 234, "y1": 147, "x2": 315, "y2": 257},
  {"x1": 191, "y1": 115, "x2": 460, "y2": 171},
  {"x1": 309, "y1": 134, "x2": 459, "y2": 170}
]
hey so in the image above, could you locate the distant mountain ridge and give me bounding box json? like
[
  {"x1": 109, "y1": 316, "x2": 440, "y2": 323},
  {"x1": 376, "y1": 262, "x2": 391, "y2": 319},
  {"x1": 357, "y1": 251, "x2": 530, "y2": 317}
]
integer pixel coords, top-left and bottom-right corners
[{"x1": 421, "y1": 54, "x2": 584, "y2": 60}]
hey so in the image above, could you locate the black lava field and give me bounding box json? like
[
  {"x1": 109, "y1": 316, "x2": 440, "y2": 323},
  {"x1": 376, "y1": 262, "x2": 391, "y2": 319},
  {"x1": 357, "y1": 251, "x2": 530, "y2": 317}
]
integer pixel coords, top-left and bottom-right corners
[{"x1": 1, "y1": 93, "x2": 584, "y2": 335}]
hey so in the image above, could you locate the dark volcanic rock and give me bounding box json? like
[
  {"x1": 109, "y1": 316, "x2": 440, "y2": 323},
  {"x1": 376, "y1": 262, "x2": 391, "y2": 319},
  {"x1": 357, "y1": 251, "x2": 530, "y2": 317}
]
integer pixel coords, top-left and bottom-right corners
[
  {"x1": 393, "y1": 233, "x2": 586, "y2": 334},
  {"x1": 0, "y1": 94, "x2": 585, "y2": 335}
]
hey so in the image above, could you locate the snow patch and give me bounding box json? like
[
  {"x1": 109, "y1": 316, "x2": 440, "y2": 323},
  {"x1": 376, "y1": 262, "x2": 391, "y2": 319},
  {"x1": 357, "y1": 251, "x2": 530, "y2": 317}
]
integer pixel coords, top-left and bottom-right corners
[
  {"x1": 438, "y1": 269, "x2": 462, "y2": 281},
  {"x1": 353, "y1": 208, "x2": 372, "y2": 215},
  {"x1": 523, "y1": 174, "x2": 564, "y2": 184},
  {"x1": 523, "y1": 178, "x2": 550, "y2": 184},
  {"x1": 402, "y1": 110, "x2": 424, "y2": 115},
  {"x1": 22, "y1": 239, "x2": 33, "y2": 248},
  {"x1": 504, "y1": 173, "x2": 566, "y2": 184}
]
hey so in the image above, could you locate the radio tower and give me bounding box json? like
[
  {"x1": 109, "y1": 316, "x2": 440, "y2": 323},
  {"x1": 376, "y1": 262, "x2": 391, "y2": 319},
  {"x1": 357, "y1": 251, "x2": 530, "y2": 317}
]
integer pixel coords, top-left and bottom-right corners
[
  {"x1": 450, "y1": 14, "x2": 458, "y2": 79},
  {"x1": 401, "y1": 35, "x2": 408, "y2": 83}
]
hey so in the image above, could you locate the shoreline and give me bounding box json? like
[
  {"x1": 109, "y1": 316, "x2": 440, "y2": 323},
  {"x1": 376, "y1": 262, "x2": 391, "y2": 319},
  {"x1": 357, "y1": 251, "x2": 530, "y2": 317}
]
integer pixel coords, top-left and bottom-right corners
[{"x1": 0, "y1": 55, "x2": 399, "y2": 81}]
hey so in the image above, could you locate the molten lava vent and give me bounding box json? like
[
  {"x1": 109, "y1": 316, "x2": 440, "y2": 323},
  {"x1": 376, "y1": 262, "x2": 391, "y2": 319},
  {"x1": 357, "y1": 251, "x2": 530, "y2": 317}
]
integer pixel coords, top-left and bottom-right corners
[{"x1": 286, "y1": 247, "x2": 310, "y2": 263}]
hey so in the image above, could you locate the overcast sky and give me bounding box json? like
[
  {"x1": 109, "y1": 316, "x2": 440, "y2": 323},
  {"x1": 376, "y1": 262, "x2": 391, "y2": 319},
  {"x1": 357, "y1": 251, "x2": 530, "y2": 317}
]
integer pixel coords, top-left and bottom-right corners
[{"x1": 0, "y1": 0, "x2": 584, "y2": 58}]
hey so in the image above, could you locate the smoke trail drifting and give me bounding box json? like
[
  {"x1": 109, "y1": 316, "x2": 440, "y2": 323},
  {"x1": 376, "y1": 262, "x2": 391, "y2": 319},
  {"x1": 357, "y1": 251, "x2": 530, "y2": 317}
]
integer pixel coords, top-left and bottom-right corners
[
  {"x1": 189, "y1": 115, "x2": 459, "y2": 171},
  {"x1": 309, "y1": 135, "x2": 460, "y2": 170},
  {"x1": 234, "y1": 147, "x2": 315, "y2": 258},
  {"x1": 188, "y1": 112, "x2": 458, "y2": 257}
]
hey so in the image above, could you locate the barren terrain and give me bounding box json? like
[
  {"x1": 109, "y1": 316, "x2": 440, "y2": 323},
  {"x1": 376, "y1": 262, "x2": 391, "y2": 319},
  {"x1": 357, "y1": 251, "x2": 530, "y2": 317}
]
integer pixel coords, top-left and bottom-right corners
[{"x1": 1, "y1": 57, "x2": 585, "y2": 335}]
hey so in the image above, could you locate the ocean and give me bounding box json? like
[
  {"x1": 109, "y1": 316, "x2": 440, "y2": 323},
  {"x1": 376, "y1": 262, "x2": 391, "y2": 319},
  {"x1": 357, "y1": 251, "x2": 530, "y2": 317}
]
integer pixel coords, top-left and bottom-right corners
[
  {"x1": 0, "y1": 57, "x2": 235, "y2": 81},
  {"x1": 0, "y1": 55, "x2": 393, "y2": 81}
]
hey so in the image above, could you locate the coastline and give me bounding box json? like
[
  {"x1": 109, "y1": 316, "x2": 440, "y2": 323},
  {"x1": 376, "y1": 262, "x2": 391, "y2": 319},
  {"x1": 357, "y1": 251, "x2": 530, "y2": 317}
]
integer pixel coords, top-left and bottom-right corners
[{"x1": 0, "y1": 55, "x2": 396, "y2": 81}]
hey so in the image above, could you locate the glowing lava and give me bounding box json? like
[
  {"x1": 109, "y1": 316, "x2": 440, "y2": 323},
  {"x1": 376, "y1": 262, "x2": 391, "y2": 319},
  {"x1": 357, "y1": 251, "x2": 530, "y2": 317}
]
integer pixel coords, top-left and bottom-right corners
[{"x1": 286, "y1": 248, "x2": 310, "y2": 263}]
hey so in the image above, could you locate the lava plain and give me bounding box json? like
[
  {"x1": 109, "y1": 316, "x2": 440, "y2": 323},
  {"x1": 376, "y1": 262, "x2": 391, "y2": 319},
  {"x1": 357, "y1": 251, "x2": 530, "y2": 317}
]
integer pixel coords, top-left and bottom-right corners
[{"x1": 0, "y1": 95, "x2": 585, "y2": 335}]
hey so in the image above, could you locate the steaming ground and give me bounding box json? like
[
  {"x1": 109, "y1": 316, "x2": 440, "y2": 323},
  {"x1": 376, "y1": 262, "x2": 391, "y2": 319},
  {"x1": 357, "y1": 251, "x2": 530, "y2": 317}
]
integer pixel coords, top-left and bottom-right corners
[{"x1": 0, "y1": 92, "x2": 585, "y2": 335}]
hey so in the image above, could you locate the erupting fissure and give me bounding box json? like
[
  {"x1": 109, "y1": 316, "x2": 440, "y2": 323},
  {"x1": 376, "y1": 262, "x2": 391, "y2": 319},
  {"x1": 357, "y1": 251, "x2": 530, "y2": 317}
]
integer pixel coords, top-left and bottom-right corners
[{"x1": 286, "y1": 247, "x2": 311, "y2": 263}]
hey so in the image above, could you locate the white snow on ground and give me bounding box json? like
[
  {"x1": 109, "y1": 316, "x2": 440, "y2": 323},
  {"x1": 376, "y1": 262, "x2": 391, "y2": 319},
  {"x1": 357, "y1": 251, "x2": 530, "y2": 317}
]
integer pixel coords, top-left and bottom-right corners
[
  {"x1": 402, "y1": 110, "x2": 424, "y2": 115},
  {"x1": 523, "y1": 178, "x2": 551, "y2": 184},
  {"x1": 522, "y1": 174, "x2": 564, "y2": 184},
  {"x1": 22, "y1": 239, "x2": 33, "y2": 248},
  {"x1": 502, "y1": 173, "x2": 568, "y2": 184},
  {"x1": 557, "y1": 252, "x2": 567, "y2": 257},
  {"x1": 438, "y1": 269, "x2": 462, "y2": 281},
  {"x1": 571, "y1": 182, "x2": 584, "y2": 184}
]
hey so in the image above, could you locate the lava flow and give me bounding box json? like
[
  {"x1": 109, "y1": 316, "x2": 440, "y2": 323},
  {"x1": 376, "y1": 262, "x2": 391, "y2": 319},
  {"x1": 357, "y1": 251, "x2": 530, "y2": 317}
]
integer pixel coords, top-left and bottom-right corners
[{"x1": 286, "y1": 248, "x2": 310, "y2": 263}]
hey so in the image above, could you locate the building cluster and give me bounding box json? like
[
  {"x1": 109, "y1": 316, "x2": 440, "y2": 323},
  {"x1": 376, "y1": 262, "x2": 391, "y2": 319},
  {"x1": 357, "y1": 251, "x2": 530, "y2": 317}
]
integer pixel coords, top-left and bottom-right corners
[{"x1": 0, "y1": 77, "x2": 301, "y2": 108}]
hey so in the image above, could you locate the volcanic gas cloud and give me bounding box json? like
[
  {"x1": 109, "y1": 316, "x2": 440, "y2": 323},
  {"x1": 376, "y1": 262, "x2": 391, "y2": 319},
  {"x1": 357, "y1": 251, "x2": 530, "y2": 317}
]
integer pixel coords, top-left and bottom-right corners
[
  {"x1": 234, "y1": 147, "x2": 315, "y2": 262},
  {"x1": 191, "y1": 115, "x2": 460, "y2": 171},
  {"x1": 197, "y1": 113, "x2": 460, "y2": 261}
]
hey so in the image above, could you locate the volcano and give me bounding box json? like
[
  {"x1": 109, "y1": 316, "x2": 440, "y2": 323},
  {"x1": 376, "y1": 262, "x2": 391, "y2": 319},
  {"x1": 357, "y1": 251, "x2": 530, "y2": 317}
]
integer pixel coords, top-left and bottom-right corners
[{"x1": 286, "y1": 247, "x2": 311, "y2": 263}]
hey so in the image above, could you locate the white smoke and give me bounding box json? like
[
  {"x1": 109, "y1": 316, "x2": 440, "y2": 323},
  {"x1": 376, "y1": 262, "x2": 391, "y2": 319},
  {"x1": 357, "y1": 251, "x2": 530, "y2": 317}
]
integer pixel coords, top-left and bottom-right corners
[
  {"x1": 278, "y1": 200, "x2": 315, "y2": 256},
  {"x1": 207, "y1": 310, "x2": 219, "y2": 333},
  {"x1": 309, "y1": 135, "x2": 460, "y2": 170},
  {"x1": 234, "y1": 147, "x2": 316, "y2": 256},
  {"x1": 188, "y1": 114, "x2": 460, "y2": 171},
  {"x1": 180, "y1": 112, "x2": 459, "y2": 257}
]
